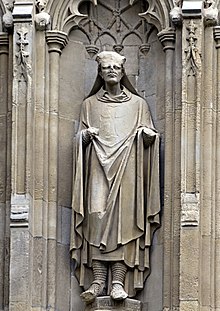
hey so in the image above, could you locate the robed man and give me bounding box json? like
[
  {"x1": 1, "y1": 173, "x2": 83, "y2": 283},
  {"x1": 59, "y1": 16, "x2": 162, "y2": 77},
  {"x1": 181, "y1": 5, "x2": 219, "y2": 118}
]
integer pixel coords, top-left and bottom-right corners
[{"x1": 70, "y1": 51, "x2": 160, "y2": 303}]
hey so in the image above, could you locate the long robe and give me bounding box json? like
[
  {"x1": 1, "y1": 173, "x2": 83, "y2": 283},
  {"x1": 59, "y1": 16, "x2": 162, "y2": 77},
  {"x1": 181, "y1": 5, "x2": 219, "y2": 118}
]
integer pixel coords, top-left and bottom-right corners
[{"x1": 70, "y1": 87, "x2": 160, "y2": 297}]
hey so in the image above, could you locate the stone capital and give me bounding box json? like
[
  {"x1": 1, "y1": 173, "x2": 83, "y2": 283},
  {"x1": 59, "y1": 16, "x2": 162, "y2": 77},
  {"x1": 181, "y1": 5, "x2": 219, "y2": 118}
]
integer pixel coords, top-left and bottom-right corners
[
  {"x1": 158, "y1": 29, "x2": 176, "y2": 51},
  {"x1": 214, "y1": 26, "x2": 220, "y2": 48},
  {"x1": 0, "y1": 32, "x2": 9, "y2": 54},
  {"x1": 12, "y1": 2, "x2": 33, "y2": 23},
  {"x1": 182, "y1": 0, "x2": 203, "y2": 18},
  {"x1": 46, "y1": 31, "x2": 69, "y2": 54}
]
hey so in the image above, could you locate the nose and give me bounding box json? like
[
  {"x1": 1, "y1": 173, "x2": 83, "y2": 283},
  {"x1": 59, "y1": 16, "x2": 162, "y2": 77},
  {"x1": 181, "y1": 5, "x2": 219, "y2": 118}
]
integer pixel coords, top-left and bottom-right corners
[{"x1": 109, "y1": 65, "x2": 114, "y2": 71}]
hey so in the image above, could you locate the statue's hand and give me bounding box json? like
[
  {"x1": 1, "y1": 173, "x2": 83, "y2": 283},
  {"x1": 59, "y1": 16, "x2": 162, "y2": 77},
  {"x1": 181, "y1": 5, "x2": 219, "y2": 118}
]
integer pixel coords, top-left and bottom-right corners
[
  {"x1": 142, "y1": 128, "x2": 157, "y2": 147},
  {"x1": 82, "y1": 127, "x2": 99, "y2": 144}
]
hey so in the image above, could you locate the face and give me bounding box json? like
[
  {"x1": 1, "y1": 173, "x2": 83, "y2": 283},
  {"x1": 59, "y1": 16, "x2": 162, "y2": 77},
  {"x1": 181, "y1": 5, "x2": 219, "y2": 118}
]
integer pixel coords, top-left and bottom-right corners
[{"x1": 99, "y1": 61, "x2": 124, "y2": 85}]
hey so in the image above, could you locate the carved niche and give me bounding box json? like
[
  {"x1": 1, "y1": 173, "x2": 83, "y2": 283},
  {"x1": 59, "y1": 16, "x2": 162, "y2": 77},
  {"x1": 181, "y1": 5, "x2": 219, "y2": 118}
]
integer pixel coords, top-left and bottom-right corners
[{"x1": 65, "y1": 0, "x2": 158, "y2": 58}]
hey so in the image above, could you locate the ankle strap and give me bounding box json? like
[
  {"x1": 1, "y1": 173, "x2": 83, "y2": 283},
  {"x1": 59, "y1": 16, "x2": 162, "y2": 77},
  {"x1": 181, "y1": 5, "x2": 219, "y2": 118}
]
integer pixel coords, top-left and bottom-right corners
[
  {"x1": 112, "y1": 281, "x2": 124, "y2": 286},
  {"x1": 92, "y1": 280, "x2": 105, "y2": 286}
]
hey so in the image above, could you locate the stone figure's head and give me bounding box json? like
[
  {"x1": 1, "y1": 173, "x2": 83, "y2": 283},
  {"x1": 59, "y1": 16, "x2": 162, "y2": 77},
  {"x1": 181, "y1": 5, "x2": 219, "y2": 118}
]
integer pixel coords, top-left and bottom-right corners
[
  {"x1": 88, "y1": 50, "x2": 139, "y2": 97},
  {"x1": 96, "y1": 51, "x2": 126, "y2": 85}
]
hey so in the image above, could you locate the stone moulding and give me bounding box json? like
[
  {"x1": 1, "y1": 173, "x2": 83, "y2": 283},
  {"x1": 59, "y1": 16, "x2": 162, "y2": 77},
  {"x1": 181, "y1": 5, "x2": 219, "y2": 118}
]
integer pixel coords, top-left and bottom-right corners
[
  {"x1": 12, "y1": 1, "x2": 33, "y2": 22},
  {"x1": 60, "y1": 0, "x2": 161, "y2": 58},
  {"x1": 181, "y1": 193, "x2": 200, "y2": 226},
  {"x1": 10, "y1": 194, "x2": 30, "y2": 225},
  {"x1": 182, "y1": 0, "x2": 203, "y2": 17},
  {"x1": 45, "y1": 30, "x2": 69, "y2": 54},
  {"x1": 139, "y1": 0, "x2": 171, "y2": 32},
  {"x1": 0, "y1": 32, "x2": 9, "y2": 54},
  {"x1": 45, "y1": 0, "x2": 173, "y2": 35}
]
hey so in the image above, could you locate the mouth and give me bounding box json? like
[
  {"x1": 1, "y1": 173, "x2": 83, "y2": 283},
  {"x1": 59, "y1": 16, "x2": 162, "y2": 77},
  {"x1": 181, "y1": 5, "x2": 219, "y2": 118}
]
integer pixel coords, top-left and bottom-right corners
[{"x1": 107, "y1": 73, "x2": 117, "y2": 77}]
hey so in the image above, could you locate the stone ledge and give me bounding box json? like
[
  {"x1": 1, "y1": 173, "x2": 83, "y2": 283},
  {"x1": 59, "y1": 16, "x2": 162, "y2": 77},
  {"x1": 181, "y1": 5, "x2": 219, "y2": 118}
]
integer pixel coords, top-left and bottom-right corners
[{"x1": 85, "y1": 297, "x2": 142, "y2": 311}]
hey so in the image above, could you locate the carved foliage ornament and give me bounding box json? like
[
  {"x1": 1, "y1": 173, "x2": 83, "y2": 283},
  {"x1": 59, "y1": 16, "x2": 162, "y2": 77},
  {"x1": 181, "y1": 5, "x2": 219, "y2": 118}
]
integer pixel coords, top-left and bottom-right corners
[
  {"x1": 15, "y1": 29, "x2": 30, "y2": 82},
  {"x1": 184, "y1": 20, "x2": 201, "y2": 76}
]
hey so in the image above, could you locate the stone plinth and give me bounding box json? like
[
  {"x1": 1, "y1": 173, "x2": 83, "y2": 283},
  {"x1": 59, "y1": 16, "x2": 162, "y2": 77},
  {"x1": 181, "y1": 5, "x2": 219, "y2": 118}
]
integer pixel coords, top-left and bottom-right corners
[{"x1": 85, "y1": 297, "x2": 142, "y2": 311}]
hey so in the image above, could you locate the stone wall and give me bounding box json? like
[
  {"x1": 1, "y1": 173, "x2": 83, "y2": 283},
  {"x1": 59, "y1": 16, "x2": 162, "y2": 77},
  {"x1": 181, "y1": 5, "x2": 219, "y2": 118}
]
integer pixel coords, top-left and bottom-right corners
[{"x1": 1, "y1": 0, "x2": 220, "y2": 311}]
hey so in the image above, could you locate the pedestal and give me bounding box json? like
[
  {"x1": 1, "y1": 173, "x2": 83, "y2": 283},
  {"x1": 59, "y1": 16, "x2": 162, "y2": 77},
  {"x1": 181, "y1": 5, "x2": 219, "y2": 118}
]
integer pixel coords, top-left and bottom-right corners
[{"x1": 85, "y1": 297, "x2": 142, "y2": 311}]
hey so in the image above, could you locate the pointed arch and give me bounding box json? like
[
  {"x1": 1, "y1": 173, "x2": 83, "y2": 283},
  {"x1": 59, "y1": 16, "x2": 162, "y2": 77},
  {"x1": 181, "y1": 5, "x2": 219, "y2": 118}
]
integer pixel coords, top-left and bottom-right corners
[
  {"x1": 45, "y1": 0, "x2": 174, "y2": 35},
  {"x1": 0, "y1": 0, "x2": 6, "y2": 32},
  {"x1": 0, "y1": 0, "x2": 6, "y2": 14}
]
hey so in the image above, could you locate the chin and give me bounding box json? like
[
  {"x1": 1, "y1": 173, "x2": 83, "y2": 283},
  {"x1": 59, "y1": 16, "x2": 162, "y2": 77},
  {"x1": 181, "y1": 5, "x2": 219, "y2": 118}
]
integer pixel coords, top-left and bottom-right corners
[{"x1": 105, "y1": 78, "x2": 119, "y2": 84}]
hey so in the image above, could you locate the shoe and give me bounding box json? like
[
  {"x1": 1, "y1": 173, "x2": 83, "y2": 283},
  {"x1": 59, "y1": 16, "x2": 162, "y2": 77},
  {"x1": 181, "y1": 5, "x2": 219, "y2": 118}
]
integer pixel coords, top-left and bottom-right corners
[
  {"x1": 80, "y1": 280, "x2": 105, "y2": 304},
  {"x1": 110, "y1": 281, "x2": 128, "y2": 300}
]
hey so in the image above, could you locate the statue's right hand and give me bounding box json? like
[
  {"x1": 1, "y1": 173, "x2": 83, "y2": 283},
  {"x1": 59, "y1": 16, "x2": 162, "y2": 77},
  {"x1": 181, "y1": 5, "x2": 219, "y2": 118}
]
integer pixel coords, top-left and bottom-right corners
[
  {"x1": 82, "y1": 127, "x2": 99, "y2": 144},
  {"x1": 86, "y1": 127, "x2": 99, "y2": 138}
]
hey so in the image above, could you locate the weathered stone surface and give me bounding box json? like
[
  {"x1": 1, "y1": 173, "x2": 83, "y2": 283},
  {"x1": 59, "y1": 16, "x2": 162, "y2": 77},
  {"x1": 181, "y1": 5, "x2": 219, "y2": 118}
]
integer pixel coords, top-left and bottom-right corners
[
  {"x1": 85, "y1": 297, "x2": 142, "y2": 311},
  {"x1": 2, "y1": 1, "x2": 220, "y2": 311},
  {"x1": 9, "y1": 228, "x2": 29, "y2": 308}
]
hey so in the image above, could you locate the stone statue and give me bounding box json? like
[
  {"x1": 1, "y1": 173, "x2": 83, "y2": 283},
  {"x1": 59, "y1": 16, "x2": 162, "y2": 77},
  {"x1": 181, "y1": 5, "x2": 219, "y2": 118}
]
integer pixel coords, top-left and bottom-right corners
[{"x1": 70, "y1": 51, "x2": 160, "y2": 304}]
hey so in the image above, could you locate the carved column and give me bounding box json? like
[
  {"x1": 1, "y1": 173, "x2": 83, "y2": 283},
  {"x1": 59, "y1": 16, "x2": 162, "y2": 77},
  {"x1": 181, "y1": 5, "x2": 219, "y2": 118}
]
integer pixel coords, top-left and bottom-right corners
[
  {"x1": 199, "y1": 18, "x2": 216, "y2": 309},
  {"x1": 28, "y1": 6, "x2": 51, "y2": 309},
  {"x1": 9, "y1": 3, "x2": 34, "y2": 311},
  {"x1": 158, "y1": 29, "x2": 178, "y2": 310},
  {"x1": 45, "y1": 30, "x2": 68, "y2": 310},
  {"x1": 0, "y1": 32, "x2": 10, "y2": 311},
  {"x1": 180, "y1": 8, "x2": 203, "y2": 309},
  {"x1": 214, "y1": 26, "x2": 220, "y2": 310}
]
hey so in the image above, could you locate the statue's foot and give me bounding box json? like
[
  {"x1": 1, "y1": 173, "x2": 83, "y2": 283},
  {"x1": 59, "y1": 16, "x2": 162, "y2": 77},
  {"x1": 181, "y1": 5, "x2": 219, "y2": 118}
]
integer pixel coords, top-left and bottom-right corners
[
  {"x1": 80, "y1": 281, "x2": 105, "y2": 304},
  {"x1": 110, "y1": 281, "x2": 128, "y2": 300}
]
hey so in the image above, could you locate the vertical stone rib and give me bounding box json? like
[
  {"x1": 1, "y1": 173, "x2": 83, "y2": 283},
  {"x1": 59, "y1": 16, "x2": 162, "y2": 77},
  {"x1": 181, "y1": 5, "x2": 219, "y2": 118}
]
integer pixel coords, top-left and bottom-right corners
[
  {"x1": 214, "y1": 26, "x2": 220, "y2": 309},
  {"x1": 200, "y1": 26, "x2": 215, "y2": 309},
  {"x1": 158, "y1": 29, "x2": 176, "y2": 310},
  {"x1": 10, "y1": 9, "x2": 33, "y2": 309},
  {"x1": 0, "y1": 32, "x2": 9, "y2": 311},
  {"x1": 179, "y1": 18, "x2": 203, "y2": 311},
  {"x1": 173, "y1": 27, "x2": 182, "y2": 309},
  {"x1": 29, "y1": 29, "x2": 47, "y2": 310},
  {"x1": 46, "y1": 30, "x2": 68, "y2": 310}
]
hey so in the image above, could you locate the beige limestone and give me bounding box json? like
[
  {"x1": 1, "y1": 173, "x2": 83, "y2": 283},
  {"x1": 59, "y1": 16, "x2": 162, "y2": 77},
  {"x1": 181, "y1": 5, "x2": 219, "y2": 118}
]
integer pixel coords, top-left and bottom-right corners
[{"x1": 1, "y1": 0, "x2": 220, "y2": 311}]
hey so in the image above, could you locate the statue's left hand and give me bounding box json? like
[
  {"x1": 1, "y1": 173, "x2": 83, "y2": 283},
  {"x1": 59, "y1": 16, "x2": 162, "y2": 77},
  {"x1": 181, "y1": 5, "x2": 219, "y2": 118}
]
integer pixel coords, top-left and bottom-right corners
[
  {"x1": 142, "y1": 128, "x2": 157, "y2": 147},
  {"x1": 82, "y1": 127, "x2": 99, "y2": 145}
]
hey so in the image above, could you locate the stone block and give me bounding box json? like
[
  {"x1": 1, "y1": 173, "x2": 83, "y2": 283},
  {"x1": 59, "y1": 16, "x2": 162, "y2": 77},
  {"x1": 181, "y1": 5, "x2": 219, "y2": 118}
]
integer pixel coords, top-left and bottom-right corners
[
  {"x1": 179, "y1": 300, "x2": 199, "y2": 311},
  {"x1": 85, "y1": 297, "x2": 142, "y2": 311},
  {"x1": 9, "y1": 227, "x2": 29, "y2": 308},
  {"x1": 60, "y1": 40, "x2": 86, "y2": 119},
  {"x1": 56, "y1": 244, "x2": 71, "y2": 311},
  {"x1": 32, "y1": 199, "x2": 43, "y2": 237},
  {"x1": 30, "y1": 237, "x2": 45, "y2": 307},
  {"x1": 58, "y1": 117, "x2": 74, "y2": 208},
  {"x1": 138, "y1": 244, "x2": 163, "y2": 311},
  {"x1": 58, "y1": 206, "x2": 73, "y2": 245},
  {"x1": 71, "y1": 275, "x2": 84, "y2": 311},
  {"x1": 180, "y1": 228, "x2": 199, "y2": 300}
]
